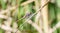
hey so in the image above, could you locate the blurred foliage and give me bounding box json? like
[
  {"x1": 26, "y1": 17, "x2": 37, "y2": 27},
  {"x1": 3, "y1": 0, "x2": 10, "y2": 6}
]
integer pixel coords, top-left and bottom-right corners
[{"x1": 0, "y1": 0, "x2": 60, "y2": 33}]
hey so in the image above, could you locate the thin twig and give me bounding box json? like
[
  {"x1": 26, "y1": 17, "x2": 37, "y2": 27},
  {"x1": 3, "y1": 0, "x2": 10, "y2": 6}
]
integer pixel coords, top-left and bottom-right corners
[
  {"x1": 15, "y1": 0, "x2": 50, "y2": 33},
  {"x1": 16, "y1": 0, "x2": 50, "y2": 25}
]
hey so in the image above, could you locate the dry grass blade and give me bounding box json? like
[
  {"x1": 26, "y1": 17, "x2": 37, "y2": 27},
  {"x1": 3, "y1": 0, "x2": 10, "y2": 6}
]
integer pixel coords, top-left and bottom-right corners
[
  {"x1": 21, "y1": 0, "x2": 34, "y2": 6},
  {"x1": 0, "y1": 24, "x2": 12, "y2": 31},
  {"x1": 0, "y1": 14, "x2": 8, "y2": 19},
  {"x1": 40, "y1": 0, "x2": 50, "y2": 33},
  {"x1": 27, "y1": 20, "x2": 43, "y2": 33}
]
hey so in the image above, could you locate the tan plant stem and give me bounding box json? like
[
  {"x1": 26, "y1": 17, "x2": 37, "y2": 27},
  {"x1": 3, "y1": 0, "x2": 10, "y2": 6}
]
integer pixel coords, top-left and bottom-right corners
[
  {"x1": 34, "y1": 0, "x2": 40, "y2": 25},
  {"x1": 21, "y1": 0, "x2": 34, "y2": 6},
  {"x1": 27, "y1": 20, "x2": 43, "y2": 33},
  {"x1": 41, "y1": 0, "x2": 49, "y2": 33},
  {"x1": 4, "y1": 18, "x2": 12, "y2": 33}
]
